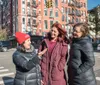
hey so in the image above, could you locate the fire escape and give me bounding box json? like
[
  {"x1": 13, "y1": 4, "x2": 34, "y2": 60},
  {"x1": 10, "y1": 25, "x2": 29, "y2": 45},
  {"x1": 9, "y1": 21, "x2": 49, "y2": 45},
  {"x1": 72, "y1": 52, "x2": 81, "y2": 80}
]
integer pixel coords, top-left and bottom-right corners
[
  {"x1": 31, "y1": 0, "x2": 39, "y2": 27},
  {"x1": 68, "y1": 0, "x2": 76, "y2": 25},
  {"x1": 26, "y1": 0, "x2": 40, "y2": 35},
  {"x1": 68, "y1": 0, "x2": 82, "y2": 25}
]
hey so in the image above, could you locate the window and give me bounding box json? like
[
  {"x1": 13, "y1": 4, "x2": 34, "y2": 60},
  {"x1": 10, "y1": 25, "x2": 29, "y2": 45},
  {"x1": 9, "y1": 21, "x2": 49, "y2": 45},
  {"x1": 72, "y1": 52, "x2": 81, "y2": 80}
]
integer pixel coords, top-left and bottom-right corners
[
  {"x1": 68, "y1": 16, "x2": 71, "y2": 23},
  {"x1": 33, "y1": 29, "x2": 36, "y2": 35},
  {"x1": 22, "y1": 18, "x2": 25, "y2": 24},
  {"x1": 22, "y1": 0, "x2": 25, "y2": 4},
  {"x1": 65, "y1": 7, "x2": 67, "y2": 14},
  {"x1": 50, "y1": 10, "x2": 53, "y2": 17},
  {"x1": 28, "y1": 18, "x2": 31, "y2": 26},
  {"x1": 72, "y1": 8, "x2": 74, "y2": 14},
  {"x1": 27, "y1": 2, "x2": 30, "y2": 7},
  {"x1": 62, "y1": 15, "x2": 65, "y2": 21},
  {"x1": 79, "y1": 18, "x2": 81, "y2": 22},
  {"x1": 65, "y1": 16, "x2": 67, "y2": 22},
  {"x1": 72, "y1": 17, "x2": 74, "y2": 23},
  {"x1": 22, "y1": 28, "x2": 26, "y2": 33},
  {"x1": 22, "y1": 8, "x2": 25, "y2": 14},
  {"x1": 68, "y1": 8, "x2": 70, "y2": 14},
  {"x1": 44, "y1": 9, "x2": 47, "y2": 16},
  {"x1": 76, "y1": 9, "x2": 78, "y2": 15},
  {"x1": 55, "y1": 0, "x2": 58, "y2": 7},
  {"x1": 62, "y1": 7, "x2": 65, "y2": 13},
  {"x1": 33, "y1": 10, "x2": 36, "y2": 16},
  {"x1": 27, "y1": 8, "x2": 31, "y2": 15},
  {"x1": 32, "y1": 0, "x2": 36, "y2": 6},
  {"x1": 76, "y1": 18, "x2": 78, "y2": 22},
  {"x1": 50, "y1": 21, "x2": 53, "y2": 28},
  {"x1": 55, "y1": 10, "x2": 58, "y2": 17},
  {"x1": 44, "y1": 20, "x2": 48, "y2": 29},
  {"x1": 33, "y1": 19, "x2": 36, "y2": 24},
  {"x1": 84, "y1": 3, "x2": 86, "y2": 7},
  {"x1": 44, "y1": 0, "x2": 47, "y2": 4},
  {"x1": 81, "y1": 2, "x2": 83, "y2": 7}
]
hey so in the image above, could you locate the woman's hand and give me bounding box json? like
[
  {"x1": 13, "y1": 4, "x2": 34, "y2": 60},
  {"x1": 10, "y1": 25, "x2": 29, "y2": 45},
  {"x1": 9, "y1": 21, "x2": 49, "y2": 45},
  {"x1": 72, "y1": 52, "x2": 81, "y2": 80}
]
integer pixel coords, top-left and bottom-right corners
[
  {"x1": 38, "y1": 48, "x2": 48, "y2": 57},
  {"x1": 41, "y1": 80, "x2": 44, "y2": 85}
]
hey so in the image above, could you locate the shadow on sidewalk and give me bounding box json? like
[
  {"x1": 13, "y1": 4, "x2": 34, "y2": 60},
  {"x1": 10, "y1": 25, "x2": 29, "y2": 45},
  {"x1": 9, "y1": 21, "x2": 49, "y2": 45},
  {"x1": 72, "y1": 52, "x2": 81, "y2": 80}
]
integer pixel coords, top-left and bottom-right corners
[{"x1": 2, "y1": 77, "x2": 14, "y2": 85}]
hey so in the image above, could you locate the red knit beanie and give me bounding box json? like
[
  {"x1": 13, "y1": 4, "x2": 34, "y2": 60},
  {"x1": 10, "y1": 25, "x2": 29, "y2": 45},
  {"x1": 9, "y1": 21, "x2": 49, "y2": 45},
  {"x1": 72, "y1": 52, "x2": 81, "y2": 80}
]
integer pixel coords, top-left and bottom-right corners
[{"x1": 15, "y1": 32, "x2": 30, "y2": 44}]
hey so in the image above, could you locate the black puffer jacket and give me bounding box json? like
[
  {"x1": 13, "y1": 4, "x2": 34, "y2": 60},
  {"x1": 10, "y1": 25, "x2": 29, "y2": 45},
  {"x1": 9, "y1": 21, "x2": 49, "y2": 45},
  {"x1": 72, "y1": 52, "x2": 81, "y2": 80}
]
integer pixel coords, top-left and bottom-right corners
[
  {"x1": 13, "y1": 46, "x2": 41, "y2": 85},
  {"x1": 68, "y1": 36, "x2": 96, "y2": 85}
]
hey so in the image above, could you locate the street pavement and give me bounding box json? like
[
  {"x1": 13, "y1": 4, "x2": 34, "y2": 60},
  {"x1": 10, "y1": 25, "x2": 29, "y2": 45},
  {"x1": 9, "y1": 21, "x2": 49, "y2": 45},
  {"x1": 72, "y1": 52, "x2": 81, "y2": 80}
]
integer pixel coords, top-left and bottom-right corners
[
  {"x1": 0, "y1": 48, "x2": 100, "y2": 85},
  {"x1": 0, "y1": 48, "x2": 15, "y2": 85},
  {"x1": 94, "y1": 51, "x2": 100, "y2": 85}
]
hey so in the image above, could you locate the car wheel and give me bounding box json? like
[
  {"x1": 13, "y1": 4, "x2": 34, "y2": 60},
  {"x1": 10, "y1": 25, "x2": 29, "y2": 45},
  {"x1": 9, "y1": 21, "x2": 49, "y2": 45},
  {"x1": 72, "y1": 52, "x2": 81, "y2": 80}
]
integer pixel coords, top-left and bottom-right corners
[{"x1": 2, "y1": 47, "x2": 8, "y2": 52}]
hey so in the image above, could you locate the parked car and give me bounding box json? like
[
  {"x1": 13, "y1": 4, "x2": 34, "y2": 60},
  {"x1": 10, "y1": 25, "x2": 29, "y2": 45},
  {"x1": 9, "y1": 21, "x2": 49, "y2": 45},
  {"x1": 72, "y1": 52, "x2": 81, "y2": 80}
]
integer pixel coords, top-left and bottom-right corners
[
  {"x1": 31, "y1": 35, "x2": 44, "y2": 49},
  {"x1": 97, "y1": 44, "x2": 100, "y2": 50},
  {"x1": 0, "y1": 41, "x2": 11, "y2": 52}
]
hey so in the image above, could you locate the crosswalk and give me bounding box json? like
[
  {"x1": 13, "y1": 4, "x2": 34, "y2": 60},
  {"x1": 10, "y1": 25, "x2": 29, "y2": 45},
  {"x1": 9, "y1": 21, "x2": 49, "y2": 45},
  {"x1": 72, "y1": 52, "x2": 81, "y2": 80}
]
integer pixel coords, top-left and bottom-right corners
[
  {"x1": 0, "y1": 66, "x2": 15, "y2": 85},
  {"x1": 0, "y1": 66, "x2": 100, "y2": 85}
]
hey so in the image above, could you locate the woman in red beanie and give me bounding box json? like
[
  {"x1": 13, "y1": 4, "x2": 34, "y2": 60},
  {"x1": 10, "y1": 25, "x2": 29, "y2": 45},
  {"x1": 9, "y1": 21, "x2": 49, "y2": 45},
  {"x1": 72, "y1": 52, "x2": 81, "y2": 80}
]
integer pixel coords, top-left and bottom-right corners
[
  {"x1": 13, "y1": 32, "x2": 47, "y2": 85},
  {"x1": 38, "y1": 22, "x2": 69, "y2": 85}
]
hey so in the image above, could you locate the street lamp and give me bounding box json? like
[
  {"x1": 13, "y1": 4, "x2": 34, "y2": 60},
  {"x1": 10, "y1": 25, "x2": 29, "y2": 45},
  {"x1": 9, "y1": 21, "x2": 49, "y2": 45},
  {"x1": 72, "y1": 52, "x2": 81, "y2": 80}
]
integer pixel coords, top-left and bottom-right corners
[{"x1": 0, "y1": 0, "x2": 3, "y2": 29}]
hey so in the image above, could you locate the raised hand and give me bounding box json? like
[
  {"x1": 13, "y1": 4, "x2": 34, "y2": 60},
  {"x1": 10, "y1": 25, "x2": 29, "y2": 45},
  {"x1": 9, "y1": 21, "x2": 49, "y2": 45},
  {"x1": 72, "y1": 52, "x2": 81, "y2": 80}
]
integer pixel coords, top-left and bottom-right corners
[{"x1": 38, "y1": 48, "x2": 48, "y2": 57}]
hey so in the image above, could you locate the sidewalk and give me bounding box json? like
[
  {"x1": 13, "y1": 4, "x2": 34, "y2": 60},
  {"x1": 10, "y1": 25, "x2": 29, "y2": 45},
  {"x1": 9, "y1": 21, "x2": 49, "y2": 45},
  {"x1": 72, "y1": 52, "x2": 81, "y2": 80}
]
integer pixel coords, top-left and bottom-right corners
[
  {"x1": 94, "y1": 52, "x2": 100, "y2": 71},
  {"x1": 9, "y1": 48, "x2": 16, "y2": 51}
]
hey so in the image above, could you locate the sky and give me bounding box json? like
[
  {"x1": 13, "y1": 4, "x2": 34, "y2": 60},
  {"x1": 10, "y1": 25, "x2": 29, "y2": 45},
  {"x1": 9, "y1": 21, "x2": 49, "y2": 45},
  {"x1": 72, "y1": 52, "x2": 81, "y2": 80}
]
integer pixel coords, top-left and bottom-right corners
[{"x1": 88, "y1": 0, "x2": 100, "y2": 10}]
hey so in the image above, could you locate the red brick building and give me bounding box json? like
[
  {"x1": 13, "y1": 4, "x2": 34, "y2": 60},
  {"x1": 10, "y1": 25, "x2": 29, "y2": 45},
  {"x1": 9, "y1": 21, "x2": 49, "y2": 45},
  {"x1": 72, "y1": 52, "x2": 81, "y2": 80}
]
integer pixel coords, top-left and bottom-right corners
[{"x1": 4, "y1": 0, "x2": 87, "y2": 36}]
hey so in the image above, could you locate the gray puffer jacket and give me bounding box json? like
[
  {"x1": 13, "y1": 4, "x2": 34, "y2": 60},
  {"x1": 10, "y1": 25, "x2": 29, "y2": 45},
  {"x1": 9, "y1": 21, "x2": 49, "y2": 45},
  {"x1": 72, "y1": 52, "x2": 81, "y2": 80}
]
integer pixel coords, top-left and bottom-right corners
[
  {"x1": 68, "y1": 36, "x2": 97, "y2": 85},
  {"x1": 13, "y1": 46, "x2": 41, "y2": 85}
]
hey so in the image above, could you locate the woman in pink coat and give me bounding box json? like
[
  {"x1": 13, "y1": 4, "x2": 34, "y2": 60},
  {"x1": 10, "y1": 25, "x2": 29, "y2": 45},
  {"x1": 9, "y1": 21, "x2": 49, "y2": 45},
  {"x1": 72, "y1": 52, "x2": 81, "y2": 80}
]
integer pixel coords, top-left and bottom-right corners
[{"x1": 38, "y1": 22, "x2": 68, "y2": 85}]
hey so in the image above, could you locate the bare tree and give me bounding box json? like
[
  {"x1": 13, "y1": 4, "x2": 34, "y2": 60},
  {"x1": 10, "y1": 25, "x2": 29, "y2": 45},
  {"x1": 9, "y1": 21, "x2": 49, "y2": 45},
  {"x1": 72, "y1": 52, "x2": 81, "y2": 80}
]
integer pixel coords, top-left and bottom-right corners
[
  {"x1": 0, "y1": 28, "x2": 8, "y2": 40},
  {"x1": 88, "y1": 5, "x2": 100, "y2": 37}
]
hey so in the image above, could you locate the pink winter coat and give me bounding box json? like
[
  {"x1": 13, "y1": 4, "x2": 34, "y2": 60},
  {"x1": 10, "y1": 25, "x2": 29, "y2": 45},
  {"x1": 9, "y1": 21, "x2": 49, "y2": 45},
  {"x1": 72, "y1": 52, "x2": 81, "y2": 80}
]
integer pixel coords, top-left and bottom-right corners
[{"x1": 38, "y1": 38, "x2": 68, "y2": 85}]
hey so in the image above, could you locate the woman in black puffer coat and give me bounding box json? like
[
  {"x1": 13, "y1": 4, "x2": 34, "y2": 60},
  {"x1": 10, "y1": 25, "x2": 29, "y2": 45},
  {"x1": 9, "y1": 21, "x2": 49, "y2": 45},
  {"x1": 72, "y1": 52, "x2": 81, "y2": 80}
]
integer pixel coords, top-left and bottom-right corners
[
  {"x1": 13, "y1": 32, "x2": 47, "y2": 85},
  {"x1": 67, "y1": 23, "x2": 97, "y2": 85}
]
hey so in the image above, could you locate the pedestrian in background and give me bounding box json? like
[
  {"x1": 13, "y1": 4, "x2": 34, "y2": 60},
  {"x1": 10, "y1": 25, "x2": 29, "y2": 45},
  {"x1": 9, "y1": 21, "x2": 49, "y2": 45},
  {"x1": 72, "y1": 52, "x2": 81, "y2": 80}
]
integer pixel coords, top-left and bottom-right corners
[
  {"x1": 67, "y1": 23, "x2": 96, "y2": 85},
  {"x1": 38, "y1": 22, "x2": 69, "y2": 85},
  {"x1": 13, "y1": 32, "x2": 47, "y2": 85}
]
